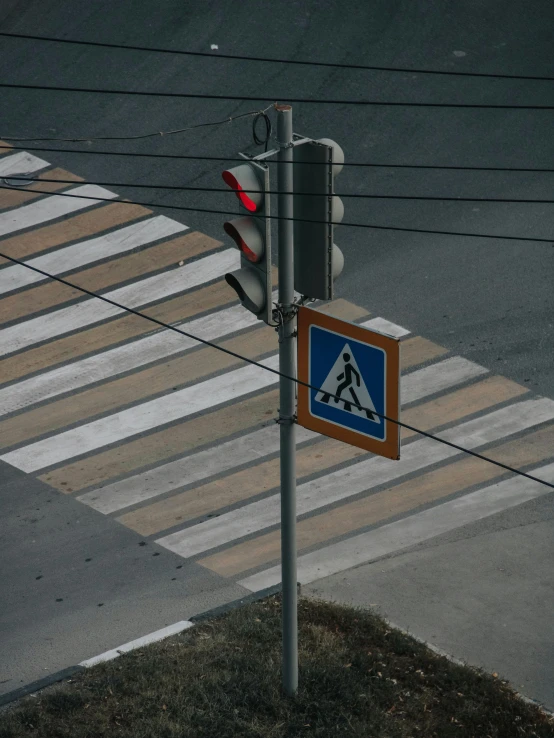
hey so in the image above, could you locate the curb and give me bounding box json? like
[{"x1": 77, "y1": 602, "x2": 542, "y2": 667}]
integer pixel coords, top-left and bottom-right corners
[
  {"x1": 0, "y1": 666, "x2": 84, "y2": 709},
  {"x1": 0, "y1": 583, "x2": 284, "y2": 709}
]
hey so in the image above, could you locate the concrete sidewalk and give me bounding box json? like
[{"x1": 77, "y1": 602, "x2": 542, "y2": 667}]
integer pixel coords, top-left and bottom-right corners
[
  {"x1": 303, "y1": 492, "x2": 554, "y2": 711},
  {"x1": 0, "y1": 461, "x2": 248, "y2": 697}
]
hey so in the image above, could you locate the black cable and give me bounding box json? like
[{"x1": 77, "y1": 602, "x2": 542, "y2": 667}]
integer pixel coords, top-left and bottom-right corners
[
  {"x1": 3, "y1": 144, "x2": 554, "y2": 173},
  {"x1": 0, "y1": 107, "x2": 273, "y2": 143},
  {"x1": 252, "y1": 112, "x2": 272, "y2": 152},
  {"x1": 1, "y1": 183, "x2": 552, "y2": 243},
  {"x1": 1, "y1": 31, "x2": 553, "y2": 83},
  {"x1": 1, "y1": 247, "x2": 552, "y2": 492},
  {"x1": 1, "y1": 82, "x2": 553, "y2": 109},
  {"x1": 4, "y1": 174, "x2": 554, "y2": 204}
]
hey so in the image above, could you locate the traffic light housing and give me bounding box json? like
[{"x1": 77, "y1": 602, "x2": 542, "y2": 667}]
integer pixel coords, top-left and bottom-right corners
[
  {"x1": 293, "y1": 137, "x2": 344, "y2": 300},
  {"x1": 222, "y1": 160, "x2": 273, "y2": 324}
]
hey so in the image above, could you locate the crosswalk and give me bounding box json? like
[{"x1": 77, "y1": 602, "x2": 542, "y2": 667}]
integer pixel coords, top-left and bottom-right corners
[
  {"x1": 0, "y1": 183, "x2": 117, "y2": 238},
  {"x1": 1, "y1": 143, "x2": 553, "y2": 597},
  {"x1": 0, "y1": 214, "x2": 187, "y2": 294}
]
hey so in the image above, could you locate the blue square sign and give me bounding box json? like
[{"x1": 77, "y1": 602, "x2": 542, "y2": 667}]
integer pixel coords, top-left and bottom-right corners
[{"x1": 298, "y1": 307, "x2": 400, "y2": 459}]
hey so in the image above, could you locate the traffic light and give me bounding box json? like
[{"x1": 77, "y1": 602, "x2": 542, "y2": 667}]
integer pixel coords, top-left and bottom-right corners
[
  {"x1": 222, "y1": 160, "x2": 273, "y2": 324},
  {"x1": 293, "y1": 137, "x2": 344, "y2": 300}
]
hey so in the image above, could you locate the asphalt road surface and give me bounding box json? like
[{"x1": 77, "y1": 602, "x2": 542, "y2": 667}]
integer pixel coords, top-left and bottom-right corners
[
  {"x1": 0, "y1": 0, "x2": 553, "y2": 708},
  {"x1": 1, "y1": 0, "x2": 552, "y2": 394}
]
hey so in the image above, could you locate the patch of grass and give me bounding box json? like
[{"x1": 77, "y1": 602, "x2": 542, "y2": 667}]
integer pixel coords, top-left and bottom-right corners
[{"x1": 1, "y1": 594, "x2": 552, "y2": 737}]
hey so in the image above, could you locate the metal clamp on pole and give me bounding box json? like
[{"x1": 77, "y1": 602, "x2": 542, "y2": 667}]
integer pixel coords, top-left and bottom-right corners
[{"x1": 275, "y1": 103, "x2": 298, "y2": 697}]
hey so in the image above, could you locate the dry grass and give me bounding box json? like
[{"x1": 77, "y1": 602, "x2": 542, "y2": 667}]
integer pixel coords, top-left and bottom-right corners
[{"x1": 1, "y1": 594, "x2": 552, "y2": 737}]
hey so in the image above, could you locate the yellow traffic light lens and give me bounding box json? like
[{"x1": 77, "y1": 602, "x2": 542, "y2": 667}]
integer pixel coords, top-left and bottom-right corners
[{"x1": 223, "y1": 221, "x2": 261, "y2": 263}]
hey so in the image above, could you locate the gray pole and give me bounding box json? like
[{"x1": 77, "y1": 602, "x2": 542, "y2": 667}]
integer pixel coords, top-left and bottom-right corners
[{"x1": 275, "y1": 103, "x2": 298, "y2": 696}]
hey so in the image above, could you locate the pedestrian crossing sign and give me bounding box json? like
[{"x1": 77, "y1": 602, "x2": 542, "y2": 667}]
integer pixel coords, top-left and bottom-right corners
[{"x1": 297, "y1": 307, "x2": 400, "y2": 459}]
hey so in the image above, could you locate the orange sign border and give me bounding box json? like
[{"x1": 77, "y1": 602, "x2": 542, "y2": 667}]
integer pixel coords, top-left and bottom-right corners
[{"x1": 297, "y1": 306, "x2": 400, "y2": 459}]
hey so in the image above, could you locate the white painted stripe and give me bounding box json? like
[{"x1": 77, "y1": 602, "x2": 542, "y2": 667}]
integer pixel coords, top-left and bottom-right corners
[
  {"x1": 156, "y1": 397, "x2": 554, "y2": 559},
  {"x1": 363, "y1": 317, "x2": 410, "y2": 338},
  {"x1": 0, "y1": 355, "x2": 280, "y2": 472},
  {"x1": 0, "y1": 215, "x2": 188, "y2": 294},
  {"x1": 79, "y1": 620, "x2": 194, "y2": 667},
  {"x1": 80, "y1": 426, "x2": 318, "y2": 514},
  {"x1": 80, "y1": 353, "x2": 487, "y2": 514},
  {"x1": 401, "y1": 356, "x2": 487, "y2": 405},
  {"x1": 239, "y1": 461, "x2": 554, "y2": 591},
  {"x1": 0, "y1": 248, "x2": 238, "y2": 357},
  {"x1": 0, "y1": 185, "x2": 117, "y2": 238},
  {"x1": 0, "y1": 290, "x2": 281, "y2": 413},
  {"x1": 0, "y1": 151, "x2": 50, "y2": 177},
  {"x1": 0, "y1": 304, "x2": 258, "y2": 415}
]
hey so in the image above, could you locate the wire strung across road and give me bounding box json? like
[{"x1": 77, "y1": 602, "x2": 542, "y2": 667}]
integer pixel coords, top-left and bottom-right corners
[
  {"x1": 3, "y1": 144, "x2": 554, "y2": 173},
  {"x1": 1, "y1": 183, "x2": 552, "y2": 243},
  {"x1": 0, "y1": 108, "x2": 273, "y2": 143},
  {"x1": 4, "y1": 174, "x2": 554, "y2": 204},
  {"x1": 1, "y1": 31, "x2": 553, "y2": 82},
  {"x1": 1, "y1": 82, "x2": 554, "y2": 109},
  {"x1": 1, "y1": 248, "x2": 553, "y2": 492}
]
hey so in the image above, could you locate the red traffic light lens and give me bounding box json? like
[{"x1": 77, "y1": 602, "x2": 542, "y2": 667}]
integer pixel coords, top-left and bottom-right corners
[
  {"x1": 222, "y1": 170, "x2": 257, "y2": 212},
  {"x1": 222, "y1": 165, "x2": 264, "y2": 212},
  {"x1": 224, "y1": 220, "x2": 260, "y2": 263}
]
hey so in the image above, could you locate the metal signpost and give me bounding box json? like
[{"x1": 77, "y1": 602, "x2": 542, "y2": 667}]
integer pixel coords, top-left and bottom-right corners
[
  {"x1": 275, "y1": 104, "x2": 298, "y2": 697},
  {"x1": 222, "y1": 105, "x2": 400, "y2": 697}
]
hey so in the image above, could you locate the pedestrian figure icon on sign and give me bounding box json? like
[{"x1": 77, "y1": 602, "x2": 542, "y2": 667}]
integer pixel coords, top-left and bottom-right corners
[{"x1": 316, "y1": 344, "x2": 380, "y2": 422}]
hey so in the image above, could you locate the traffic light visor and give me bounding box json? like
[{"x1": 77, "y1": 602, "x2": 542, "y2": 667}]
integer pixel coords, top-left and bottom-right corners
[{"x1": 222, "y1": 164, "x2": 263, "y2": 212}]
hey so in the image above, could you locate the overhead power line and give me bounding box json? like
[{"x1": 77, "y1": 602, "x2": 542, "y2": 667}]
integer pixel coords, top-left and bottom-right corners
[
  {"x1": 2, "y1": 144, "x2": 554, "y2": 173},
  {"x1": 1, "y1": 31, "x2": 553, "y2": 82},
  {"x1": 1, "y1": 246, "x2": 552, "y2": 493},
  {"x1": 1, "y1": 183, "x2": 553, "y2": 243},
  {"x1": 5, "y1": 174, "x2": 554, "y2": 204},
  {"x1": 1, "y1": 82, "x2": 554, "y2": 109}
]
